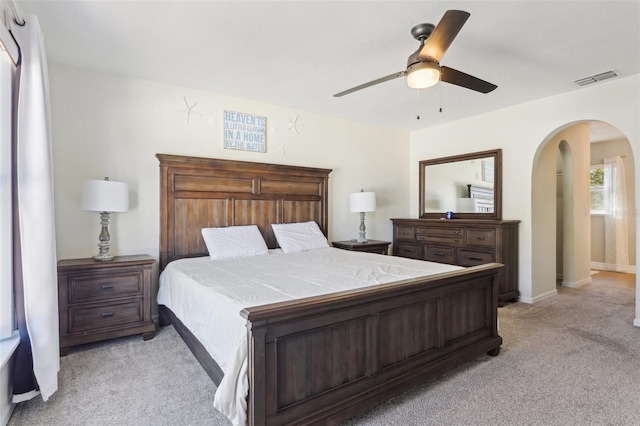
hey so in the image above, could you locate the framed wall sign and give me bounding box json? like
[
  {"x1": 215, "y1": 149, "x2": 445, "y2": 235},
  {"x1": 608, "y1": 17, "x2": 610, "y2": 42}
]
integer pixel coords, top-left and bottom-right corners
[{"x1": 223, "y1": 110, "x2": 266, "y2": 152}]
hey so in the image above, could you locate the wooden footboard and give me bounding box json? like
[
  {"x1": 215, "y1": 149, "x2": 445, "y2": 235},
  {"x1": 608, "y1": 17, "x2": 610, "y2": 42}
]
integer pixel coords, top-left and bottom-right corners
[{"x1": 241, "y1": 262, "x2": 503, "y2": 425}]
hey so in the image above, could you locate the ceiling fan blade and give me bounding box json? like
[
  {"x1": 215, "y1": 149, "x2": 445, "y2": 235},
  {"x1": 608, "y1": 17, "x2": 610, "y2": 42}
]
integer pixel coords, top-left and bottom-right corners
[
  {"x1": 419, "y1": 10, "x2": 470, "y2": 62},
  {"x1": 441, "y1": 66, "x2": 497, "y2": 93},
  {"x1": 333, "y1": 71, "x2": 406, "y2": 97}
]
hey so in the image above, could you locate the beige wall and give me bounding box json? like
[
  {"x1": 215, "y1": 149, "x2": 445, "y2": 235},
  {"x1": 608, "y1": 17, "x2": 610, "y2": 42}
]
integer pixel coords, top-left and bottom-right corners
[
  {"x1": 409, "y1": 75, "x2": 639, "y2": 319},
  {"x1": 49, "y1": 63, "x2": 640, "y2": 326},
  {"x1": 49, "y1": 63, "x2": 410, "y2": 264},
  {"x1": 590, "y1": 138, "x2": 636, "y2": 269}
]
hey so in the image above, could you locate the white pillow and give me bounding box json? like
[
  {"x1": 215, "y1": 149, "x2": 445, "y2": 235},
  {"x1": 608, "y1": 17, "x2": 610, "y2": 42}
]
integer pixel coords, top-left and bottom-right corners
[
  {"x1": 271, "y1": 221, "x2": 329, "y2": 254},
  {"x1": 201, "y1": 225, "x2": 268, "y2": 260}
]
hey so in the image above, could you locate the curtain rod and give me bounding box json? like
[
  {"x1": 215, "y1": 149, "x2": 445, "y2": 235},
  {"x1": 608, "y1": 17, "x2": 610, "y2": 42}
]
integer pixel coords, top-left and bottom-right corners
[{"x1": 6, "y1": 0, "x2": 25, "y2": 26}]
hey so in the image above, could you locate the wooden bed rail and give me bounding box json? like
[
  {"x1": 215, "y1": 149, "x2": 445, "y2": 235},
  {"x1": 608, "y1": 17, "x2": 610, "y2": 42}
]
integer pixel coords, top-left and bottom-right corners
[{"x1": 242, "y1": 263, "x2": 503, "y2": 425}]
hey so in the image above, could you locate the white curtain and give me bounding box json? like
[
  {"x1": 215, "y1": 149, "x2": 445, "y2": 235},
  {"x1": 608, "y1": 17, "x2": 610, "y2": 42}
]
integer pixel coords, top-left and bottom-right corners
[
  {"x1": 603, "y1": 156, "x2": 629, "y2": 272},
  {"x1": 11, "y1": 15, "x2": 59, "y2": 402}
]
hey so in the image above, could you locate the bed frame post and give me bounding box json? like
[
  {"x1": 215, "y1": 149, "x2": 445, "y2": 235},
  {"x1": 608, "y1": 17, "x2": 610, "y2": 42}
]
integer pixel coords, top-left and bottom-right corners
[{"x1": 247, "y1": 324, "x2": 267, "y2": 424}]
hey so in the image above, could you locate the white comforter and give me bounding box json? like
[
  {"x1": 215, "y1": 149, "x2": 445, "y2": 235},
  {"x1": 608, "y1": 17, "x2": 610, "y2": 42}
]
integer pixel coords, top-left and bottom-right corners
[{"x1": 157, "y1": 247, "x2": 461, "y2": 426}]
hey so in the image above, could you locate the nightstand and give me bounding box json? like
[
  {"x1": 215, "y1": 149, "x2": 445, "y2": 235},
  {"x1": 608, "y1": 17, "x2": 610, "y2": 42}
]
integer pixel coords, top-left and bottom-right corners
[
  {"x1": 57, "y1": 254, "x2": 156, "y2": 356},
  {"x1": 332, "y1": 240, "x2": 391, "y2": 255}
]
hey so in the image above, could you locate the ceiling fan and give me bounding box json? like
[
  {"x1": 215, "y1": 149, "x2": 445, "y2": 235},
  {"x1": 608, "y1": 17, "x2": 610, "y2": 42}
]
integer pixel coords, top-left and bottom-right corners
[{"x1": 333, "y1": 10, "x2": 497, "y2": 97}]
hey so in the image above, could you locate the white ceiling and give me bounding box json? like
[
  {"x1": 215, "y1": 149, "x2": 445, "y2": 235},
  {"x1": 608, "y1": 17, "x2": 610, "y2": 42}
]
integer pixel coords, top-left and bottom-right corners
[{"x1": 15, "y1": 0, "x2": 640, "y2": 134}]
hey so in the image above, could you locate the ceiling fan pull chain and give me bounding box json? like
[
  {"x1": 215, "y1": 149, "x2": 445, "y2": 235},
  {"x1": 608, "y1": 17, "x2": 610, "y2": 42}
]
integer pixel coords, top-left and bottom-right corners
[
  {"x1": 416, "y1": 89, "x2": 421, "y2": 120},
  {"x1": 439, "y1": 83, "x2": 443, "y2": 113}
]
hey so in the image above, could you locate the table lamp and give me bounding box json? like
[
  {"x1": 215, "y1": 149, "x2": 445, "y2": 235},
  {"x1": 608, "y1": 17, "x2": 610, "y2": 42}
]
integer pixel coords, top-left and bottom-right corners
[
  {"x1": 81, "y1": 177, "x2": 129, "y2": 261},
  {"x1": 350, "y1": 189, "x2": 376, "y2": 243}
]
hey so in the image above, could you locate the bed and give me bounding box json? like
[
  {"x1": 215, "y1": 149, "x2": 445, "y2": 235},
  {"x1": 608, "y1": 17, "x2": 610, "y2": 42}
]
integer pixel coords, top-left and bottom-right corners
[{"x1": 156, "y1": 154, "x2": 503, "y2": 426}]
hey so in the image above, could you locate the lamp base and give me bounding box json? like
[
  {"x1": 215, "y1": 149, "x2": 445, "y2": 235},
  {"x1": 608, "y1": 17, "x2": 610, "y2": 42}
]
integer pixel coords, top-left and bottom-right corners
[
  {"x1": 93, "y1": 211, "x2": 114, "y2": 261},
  {"x1": 93, "y1": 252, "x2": 114, "y2": 262},
  {"x1": 357, "y1": 212, "x2": 368, "y2": 243}
]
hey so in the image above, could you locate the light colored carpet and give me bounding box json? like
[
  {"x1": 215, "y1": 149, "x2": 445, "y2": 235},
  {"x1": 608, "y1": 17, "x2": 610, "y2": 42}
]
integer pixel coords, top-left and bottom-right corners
[{"x1": 8, "y1": 271, "x2": 639, "y2": 425}]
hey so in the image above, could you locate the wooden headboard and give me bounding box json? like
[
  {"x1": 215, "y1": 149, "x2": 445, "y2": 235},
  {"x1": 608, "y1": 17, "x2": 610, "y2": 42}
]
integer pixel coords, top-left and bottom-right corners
[{"x1": 157, "y1": 154, "x2": 332, "y2": 270}]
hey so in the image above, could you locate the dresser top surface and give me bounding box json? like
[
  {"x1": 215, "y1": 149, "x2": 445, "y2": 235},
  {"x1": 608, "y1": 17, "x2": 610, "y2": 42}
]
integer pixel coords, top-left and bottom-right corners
[{"x1": 391, "y1": 218, "x2": 520, "y2": 225}]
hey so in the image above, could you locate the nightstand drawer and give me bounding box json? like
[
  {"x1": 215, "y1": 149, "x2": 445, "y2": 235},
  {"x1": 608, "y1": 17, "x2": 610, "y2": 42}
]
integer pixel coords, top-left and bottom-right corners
[
  {"x1": 395, "y1": 243, "x2": 421, "y2": 259},
  {"x1": 466, "y1": 228, "x2": 496, "y2": 248},
  {"x1": 458, "y1": 249, "x2": 495, "y2": 266},
  {"x1": 68, "y1": 271, "x2": 143, "y2": 303},
  {"x1": 69, "y1": 299, "x2": 143, "y2": 333},
  {"x1": 423, "y1": 246, "x2": 455, "y2": 264}
]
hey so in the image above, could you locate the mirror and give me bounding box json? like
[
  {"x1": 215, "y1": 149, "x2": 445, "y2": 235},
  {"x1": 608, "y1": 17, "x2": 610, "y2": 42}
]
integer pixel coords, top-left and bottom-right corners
[{"x1": 419, "y1": 149, "x2": 502, "y2": 220}]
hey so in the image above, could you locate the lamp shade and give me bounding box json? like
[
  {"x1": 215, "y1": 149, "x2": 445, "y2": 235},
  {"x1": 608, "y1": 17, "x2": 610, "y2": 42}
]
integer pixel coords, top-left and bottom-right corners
[
  {"x1": 81, "y1": 179, "x2": 129, "y2": 213},
  {"x1": 350, "y1": 191, "x2": 376, "y2": 213}
]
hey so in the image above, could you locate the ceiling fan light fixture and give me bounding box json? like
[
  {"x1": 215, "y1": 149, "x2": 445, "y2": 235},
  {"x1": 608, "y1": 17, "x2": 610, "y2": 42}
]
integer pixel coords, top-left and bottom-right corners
[{"x1": 406, "y1": 61, "x2": 440, "y2": 89}]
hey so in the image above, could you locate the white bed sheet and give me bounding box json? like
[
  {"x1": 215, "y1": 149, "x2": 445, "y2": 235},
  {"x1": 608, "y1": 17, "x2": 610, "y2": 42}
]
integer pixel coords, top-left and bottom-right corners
[{"x1": 157, "y1": 247, "x2": 462, "y2": 426}]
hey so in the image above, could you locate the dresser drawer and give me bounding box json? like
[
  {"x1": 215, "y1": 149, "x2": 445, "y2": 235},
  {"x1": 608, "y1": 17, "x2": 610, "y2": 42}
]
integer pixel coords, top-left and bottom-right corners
[
  {"x1": 458, "y1": 249, "x2": 495, "y2": 266},
  {"x1": 416, "y1": 227, "x2": 464, "y2": 238},
  {"x1": 417, "y1": 234, "x2": 464, "y2": 246},
  {"x1": 423, "y1": 246, "x2": 455, "y2": 264},
  {"x1": 395, "y1": 226, "x2": 416, "y2": 241},
  {"x1": 466, "y1": 228, "x2": 496, "y2": 248},
  {"x1": 395, "y1": 243, "x2": 421, "y2": 259},
  {"x1": 69, "y1": 299, "x2": 144, "y2": 333},
  {"x1": 68, "y1": 271, "x2": 143, "y2": 303}
]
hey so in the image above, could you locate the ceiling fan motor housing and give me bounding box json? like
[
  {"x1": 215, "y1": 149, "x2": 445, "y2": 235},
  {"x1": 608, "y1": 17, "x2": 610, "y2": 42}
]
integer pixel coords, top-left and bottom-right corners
[{"x1": 411, "y1": 23, "x2": 435, "y2": 41}]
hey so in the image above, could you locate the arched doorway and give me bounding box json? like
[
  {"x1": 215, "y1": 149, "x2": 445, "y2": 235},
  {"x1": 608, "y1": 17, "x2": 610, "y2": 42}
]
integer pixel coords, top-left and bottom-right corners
[{"x1": 532, "y1": 120, "x2": 636, "y2": 319}]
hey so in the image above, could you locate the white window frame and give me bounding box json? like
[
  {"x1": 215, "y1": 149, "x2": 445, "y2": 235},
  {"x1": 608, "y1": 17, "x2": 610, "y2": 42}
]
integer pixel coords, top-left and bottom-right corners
[{"x1": 0, "y1": 42, "x2": 15, "y2": 339}]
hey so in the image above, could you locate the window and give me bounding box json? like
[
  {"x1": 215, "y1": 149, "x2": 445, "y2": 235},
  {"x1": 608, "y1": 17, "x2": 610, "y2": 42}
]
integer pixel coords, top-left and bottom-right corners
[
  {"x1": 590, "y1": 165, "x2": 606, "y2": 214},
  {"x1": 0, "y1": 43, "x2": 15, "y2": 338}
]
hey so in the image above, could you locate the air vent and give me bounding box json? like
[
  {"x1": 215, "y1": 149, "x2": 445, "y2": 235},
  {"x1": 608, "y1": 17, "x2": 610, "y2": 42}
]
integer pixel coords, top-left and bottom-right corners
[{"x1": 574, "y1": 70, "x2": 619, "y2": 86}]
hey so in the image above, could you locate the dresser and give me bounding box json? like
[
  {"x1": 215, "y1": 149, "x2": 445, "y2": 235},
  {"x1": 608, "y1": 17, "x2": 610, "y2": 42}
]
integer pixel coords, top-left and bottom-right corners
[
  {"x1": 391, "y1": 218, "x2": 520, "y2": 305},
  {"x1": 57, "y1": 254, "x2": 156, "y2": 355},
  {"x1": 332, "y1": 239, "x2": 391, "y2": 255}
]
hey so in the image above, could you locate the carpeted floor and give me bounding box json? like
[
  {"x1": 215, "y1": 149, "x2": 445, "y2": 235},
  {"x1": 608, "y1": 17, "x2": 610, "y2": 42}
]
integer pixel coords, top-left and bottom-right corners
[{"x1": 8, "y1": 271, "x2": 639, "y2": 425}]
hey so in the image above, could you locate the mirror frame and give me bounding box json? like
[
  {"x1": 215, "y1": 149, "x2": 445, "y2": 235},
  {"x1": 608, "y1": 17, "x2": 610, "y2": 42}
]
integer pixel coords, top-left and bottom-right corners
[{"x1": 419, "y1": 149, "x2": 502, "y2": 220}]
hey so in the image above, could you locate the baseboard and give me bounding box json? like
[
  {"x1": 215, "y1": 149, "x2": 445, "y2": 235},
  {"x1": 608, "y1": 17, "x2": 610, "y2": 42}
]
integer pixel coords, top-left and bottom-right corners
[
  {"x1": 562, "y1": 276, "x2": 592, "y2": 288},
  {"x1": 590, "y1": 262, "x2": 636, "y2": 274},
  {"x1": 519, "y1": 288, "x2": 558, "y2": 304}
]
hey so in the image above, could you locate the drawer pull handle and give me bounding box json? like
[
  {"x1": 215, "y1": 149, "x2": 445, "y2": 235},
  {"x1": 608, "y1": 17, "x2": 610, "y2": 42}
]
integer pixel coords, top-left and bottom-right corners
[
  {"x1": 404, "y1": 249, "x2": 414, "y2": 253},
  {"x1": 454, "y1": 231, "x2": 459, "y2": 235},
  {"x1": 476, "y1": 236, "x2": 485, "y2": 240},
  {"x1": 434, "y1": 252, "x2": 445, "y2": 256},
  {"x1": 101, "y1": 312, "x2": 114, "y2": 318},
  {"x1": 468, "y1": 256, "x2": 483, "y2": 261},
  {"x1": 101, "y1": 283, "x2": 114, "y2": 289},
  {"x1": 403, "y1": 231, "x2": 408, "y2": 235}
]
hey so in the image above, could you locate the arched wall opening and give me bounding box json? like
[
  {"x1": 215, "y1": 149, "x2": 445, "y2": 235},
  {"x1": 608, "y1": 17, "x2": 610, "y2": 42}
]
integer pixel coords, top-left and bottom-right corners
[{"x1": 532, "y1": 120, "x2": 636, "y2": 320}]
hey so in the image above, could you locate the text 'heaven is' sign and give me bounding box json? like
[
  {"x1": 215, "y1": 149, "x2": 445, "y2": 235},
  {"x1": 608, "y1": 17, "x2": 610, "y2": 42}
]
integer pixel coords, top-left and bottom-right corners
[{"x1": 223, "y1": 110, "x2": 266, "y2": 152}]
